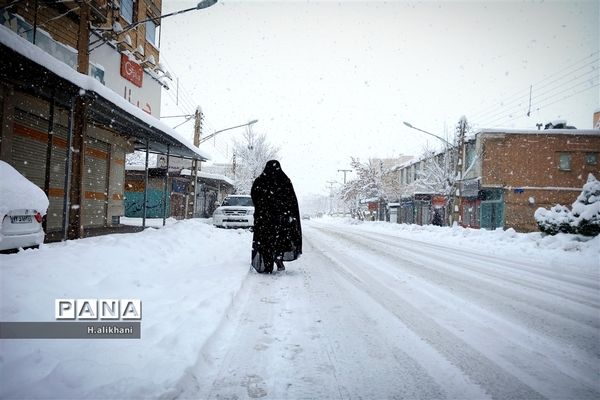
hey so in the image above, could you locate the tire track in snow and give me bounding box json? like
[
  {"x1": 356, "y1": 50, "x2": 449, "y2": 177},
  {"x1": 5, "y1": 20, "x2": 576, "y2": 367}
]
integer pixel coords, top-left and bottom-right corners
[
  {"x1": 312, "y1": 224, "x2": 600, "y2": 344},
  {"x1": 306, "y1": 224, "x2": 600, "y2": 399}
]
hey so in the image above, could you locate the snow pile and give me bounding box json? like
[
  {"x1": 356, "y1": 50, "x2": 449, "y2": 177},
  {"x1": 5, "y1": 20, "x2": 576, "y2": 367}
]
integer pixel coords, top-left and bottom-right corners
[
  {"x1": 0, "y1": 160, "x2": 49, "y2": 220},
  {"x1": 0, "y1": 220, "x2": 252, "y2": 399},
  {"x1": 316, "y1": 215, "x2": 599, "y2": 270},
  {"x1": 535, "y1": 174, "x2": 600, "y2": 236}
]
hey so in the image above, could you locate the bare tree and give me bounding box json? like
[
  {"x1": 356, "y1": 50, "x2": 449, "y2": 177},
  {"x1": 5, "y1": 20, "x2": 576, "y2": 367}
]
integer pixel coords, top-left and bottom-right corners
[
  {"x1": 412, "y1": 146, "x2": 455, "y2": 197},
  {"x1": 232, "y1": 128, "x2": 279, "y2": 194}
]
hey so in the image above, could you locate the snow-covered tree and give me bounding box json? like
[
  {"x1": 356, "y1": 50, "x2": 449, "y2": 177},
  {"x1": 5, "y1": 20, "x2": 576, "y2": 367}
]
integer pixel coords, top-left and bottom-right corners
[
  {"x1": 534, "y1": 174, "x2": 600, "y2": 236},
  {"x1": 340, "y1": 157, "x2": 385, "y2": 203},
  {"x1": 571, "y1": 173, "x2": 600, "y2": 236},
  {"x1": 534, "y1": 204, "x2": 576, "y2": 235},
  {"x1": 232, "y1": 128, "x2": 279, "y2": 194},
  {"x1": 411, "y1": 147, "x2": 456, "y2": 197}
]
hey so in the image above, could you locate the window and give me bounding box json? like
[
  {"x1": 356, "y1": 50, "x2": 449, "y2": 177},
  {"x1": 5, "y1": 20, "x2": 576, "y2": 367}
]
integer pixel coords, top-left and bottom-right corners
[
  {"x1": 586, "y1": 153, "x2": 598, "y2": 165},
  {"x1": 465, "y1": 142, "x2": 476, "y2": 169},
  {"x1": 558, "y1": 153, "x2": 571, "y2": 171},
  {"x1": 146, "y1": 19, "x2": 157, "y2": 46},
  {"x1": 121, "y1": 0, "x2": 134, "y2": 23}
]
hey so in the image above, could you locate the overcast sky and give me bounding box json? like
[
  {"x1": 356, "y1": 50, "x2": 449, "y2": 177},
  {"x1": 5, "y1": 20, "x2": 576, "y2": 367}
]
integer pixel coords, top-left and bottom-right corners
[{"x1": 159, "y1": 0, "x2": 599, "y2": 197}]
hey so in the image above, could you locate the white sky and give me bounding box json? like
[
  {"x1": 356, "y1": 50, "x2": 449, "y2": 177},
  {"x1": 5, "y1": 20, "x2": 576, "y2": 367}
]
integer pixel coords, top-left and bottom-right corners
[{"x1": 159, "y1": 0, "x2": 599, "y2": 197}]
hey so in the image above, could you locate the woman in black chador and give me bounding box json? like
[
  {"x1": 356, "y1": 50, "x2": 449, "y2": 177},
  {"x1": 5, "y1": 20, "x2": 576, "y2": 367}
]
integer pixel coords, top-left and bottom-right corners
[{"x1": 251, "y1": 160, "x2": 302, "y2": 274}]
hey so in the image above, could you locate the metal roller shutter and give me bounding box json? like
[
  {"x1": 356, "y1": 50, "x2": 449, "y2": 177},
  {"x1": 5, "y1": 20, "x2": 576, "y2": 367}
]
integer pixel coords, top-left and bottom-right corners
[
  {"x1": 12, "y1": 107, "x2": 47, "y2": 189},
  {"x1": 83, "y1": 137, "x2": 110, "y2": 227},
  {"x1": 46, "y1": 114, "x2": 68, "y2": 231},
  {"x1": 13, "y1": 106, "x2": 71, "y2": 232}
]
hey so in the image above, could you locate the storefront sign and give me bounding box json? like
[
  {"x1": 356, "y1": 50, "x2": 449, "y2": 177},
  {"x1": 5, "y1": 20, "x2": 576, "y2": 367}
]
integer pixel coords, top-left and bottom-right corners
[
  {"x1": 432, "y1": 196, "x2": 446, "y2": 206},
  {"x1": 90, "y1": 44, "x2": 161, "y2": 117},
  {"x1": 120, "y1": 55, "x2": 143, "y2": 87}
]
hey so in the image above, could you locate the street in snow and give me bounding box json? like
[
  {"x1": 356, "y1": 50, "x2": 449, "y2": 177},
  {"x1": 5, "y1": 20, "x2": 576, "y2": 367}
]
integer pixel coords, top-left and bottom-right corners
[{"x1": 1, "y1": 217, "x2": 598, "y2": 399}]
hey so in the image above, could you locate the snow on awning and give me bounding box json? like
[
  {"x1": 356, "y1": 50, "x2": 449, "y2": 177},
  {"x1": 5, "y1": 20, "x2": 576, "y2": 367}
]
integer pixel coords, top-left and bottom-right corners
[
  {"x1": 180, "y1": 169, "x2": 235, "y2": 186},
  {"x1": 0, "y1": 25, "x2": 210, "y2": 161}
]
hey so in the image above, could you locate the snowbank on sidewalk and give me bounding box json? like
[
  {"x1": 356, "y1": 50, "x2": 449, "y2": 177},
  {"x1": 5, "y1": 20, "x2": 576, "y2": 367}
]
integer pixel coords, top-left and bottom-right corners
[
  {"x1": 316, "y1": 216, "x2": 599, "y2": 271},
  {"x1": 0, "y1": 220, "x2": 252, "y2": 399}
]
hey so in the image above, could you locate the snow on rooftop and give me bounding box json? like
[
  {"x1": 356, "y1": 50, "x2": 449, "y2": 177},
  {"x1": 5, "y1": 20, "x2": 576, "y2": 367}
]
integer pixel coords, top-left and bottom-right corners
[
  {"x1": 476, "y1": 128, "x2": 600, "y2": 136},
  {"x1": 0, "y1": 25, "x2": 210, "y2": 161}
]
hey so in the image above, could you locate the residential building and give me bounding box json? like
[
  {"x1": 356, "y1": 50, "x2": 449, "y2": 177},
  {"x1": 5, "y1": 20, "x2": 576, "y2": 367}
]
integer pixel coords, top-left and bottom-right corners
[{"x1": 462, "y1": 128, "x2": 600, "y2": 232}]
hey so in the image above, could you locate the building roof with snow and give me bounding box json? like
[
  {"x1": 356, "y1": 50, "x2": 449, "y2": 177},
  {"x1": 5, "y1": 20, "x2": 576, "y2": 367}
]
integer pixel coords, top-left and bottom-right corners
[{"x1": 476, "y1": 128, "x2": 600, "y2": 136}]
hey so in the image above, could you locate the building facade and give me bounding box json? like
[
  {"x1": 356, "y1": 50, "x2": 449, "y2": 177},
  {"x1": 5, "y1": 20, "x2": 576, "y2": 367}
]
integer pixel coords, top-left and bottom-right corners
[
  {"x1": 0, "y1": 1, "x2": 208, "y2": 240},
  {"x1": 464, "y1": 129, "x2": 600, "y2": 232},
  {"x1": 394, "y1": 128, "x2": 599, "y2": 232}
]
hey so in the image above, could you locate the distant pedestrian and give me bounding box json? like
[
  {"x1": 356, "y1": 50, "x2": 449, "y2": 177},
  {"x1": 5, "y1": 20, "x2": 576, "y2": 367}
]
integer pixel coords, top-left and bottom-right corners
[
  {"x1": 432, "y1": 210, "x2": 443, "y2": 226},
  {"x1": 250, "y1": 160, "x2": 302, "y2": 274}
]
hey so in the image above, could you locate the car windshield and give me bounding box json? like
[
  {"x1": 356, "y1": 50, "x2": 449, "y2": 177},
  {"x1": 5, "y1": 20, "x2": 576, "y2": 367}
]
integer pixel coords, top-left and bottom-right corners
[{"x1": 222, "y1": 197, "x2": 253, "y2": 207}]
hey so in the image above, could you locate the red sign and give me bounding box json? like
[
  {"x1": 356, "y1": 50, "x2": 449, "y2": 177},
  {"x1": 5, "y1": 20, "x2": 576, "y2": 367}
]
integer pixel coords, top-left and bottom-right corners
[
  {"x1": 120, "y1": 55, "x2": 143, "y2": 87},
  {"x1": 368, "y1": 202, "x2": 378, "y2": 211}
]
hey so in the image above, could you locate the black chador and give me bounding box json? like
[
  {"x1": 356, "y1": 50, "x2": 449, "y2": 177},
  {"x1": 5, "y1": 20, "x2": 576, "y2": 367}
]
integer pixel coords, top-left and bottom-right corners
[{"x1": 250, "y1": 160, "x2": 302, "y2": 273}]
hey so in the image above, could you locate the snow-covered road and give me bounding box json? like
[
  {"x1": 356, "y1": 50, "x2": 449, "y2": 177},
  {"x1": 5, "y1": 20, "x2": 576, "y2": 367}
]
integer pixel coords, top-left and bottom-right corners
[{"x1": 169, "y1": 221, "x2": 600, "y2": 400}]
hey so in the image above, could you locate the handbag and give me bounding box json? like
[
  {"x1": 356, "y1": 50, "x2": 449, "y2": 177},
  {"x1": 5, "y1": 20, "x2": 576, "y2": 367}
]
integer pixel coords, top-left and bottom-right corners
[{"x1": 251, "y1": 249, "x2": 266, "y2": 273}]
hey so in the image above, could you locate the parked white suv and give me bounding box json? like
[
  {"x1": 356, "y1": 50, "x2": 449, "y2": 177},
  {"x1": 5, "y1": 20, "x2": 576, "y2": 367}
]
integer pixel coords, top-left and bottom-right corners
[{"x1": 212, "y1": 195, "x2": 254, "y2": 229}]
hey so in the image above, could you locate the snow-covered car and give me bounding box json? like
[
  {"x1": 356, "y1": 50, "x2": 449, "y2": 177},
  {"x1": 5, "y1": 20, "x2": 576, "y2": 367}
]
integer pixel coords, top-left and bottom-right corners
[
  {"x1": 213, "y1": 195, "x2": 254, "y2": 229},
  {"x1": 0, "y1": 161, "x2": 49, "y2": 251}
]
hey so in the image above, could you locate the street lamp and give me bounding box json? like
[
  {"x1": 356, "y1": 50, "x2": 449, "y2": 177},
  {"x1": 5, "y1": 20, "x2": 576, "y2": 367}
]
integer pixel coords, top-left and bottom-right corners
[
  {"x1": 403, "y1": 121, "x2": 452, "y2": 147},
  {"x1": 90, "y1": 0, "x2": 218, "y2": 52},
  {"x1": 119, "y1": 0, "x2": 218, "y2": 36},
  {"x1": 201, "y1": 119, "x2": 258, "y2": 144}
]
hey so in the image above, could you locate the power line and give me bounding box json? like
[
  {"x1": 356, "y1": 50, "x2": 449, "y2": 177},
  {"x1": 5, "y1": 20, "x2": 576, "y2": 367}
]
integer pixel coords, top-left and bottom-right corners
[
  {"x1": 159, "y1": 56, "x2": 202, "y2": 113},
  {"x1": 480, "y1": 81, "x2": 599, "y2": 127},
  {"x1": 477, "y1": 72, "x2": 599, "y2": 127},
  {"x1": 469, "y1": 52, "x2": 600, "y2": 120},
  {"x1": 472, "y1": 60, "x2": 598, "y2": 122}
]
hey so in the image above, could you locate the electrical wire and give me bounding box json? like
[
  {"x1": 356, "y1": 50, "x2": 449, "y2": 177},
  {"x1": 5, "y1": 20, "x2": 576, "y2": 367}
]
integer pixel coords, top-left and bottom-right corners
[
  {"x1": 476, "y1": 71, "x2": 599, "y2": 127},
  {"x1": 472, "y1": 59, "x2": 598, "y2": 122},
  {"x1": 480, "y1": 81, "x2": 599, "y2": 127},
  {"x1": 469, "y1": 51, "x2": 600, "y2": 120}
]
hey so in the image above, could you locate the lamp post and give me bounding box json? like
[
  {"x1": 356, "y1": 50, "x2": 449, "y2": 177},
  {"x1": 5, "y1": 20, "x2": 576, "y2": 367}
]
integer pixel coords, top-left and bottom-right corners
[
  {"x1": 403, "y1": 121, "x2": 461, "y2": 226},
  {"x1": 403, "y1": 121, "x2": 452, "y2": 147},
  {"x1": 200, "y1": 119, "x2": 258, "y2": 144},
  {"x1": 90, "y1": 1, "x2": 218, "y2": 52},
  {"x1": 120, "y1": 0, "x2": 218, "y2": 35}
]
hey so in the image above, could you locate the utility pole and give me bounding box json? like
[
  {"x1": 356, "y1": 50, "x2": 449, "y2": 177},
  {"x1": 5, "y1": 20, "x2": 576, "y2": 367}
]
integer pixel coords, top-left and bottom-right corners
[
  {"x1": 451, "y1": 117, "x2": 467, "y2": 226},
  {"x1": 326, "y1": 181, "x2": 336, "y2": 215},
  {"x1": 337, "y1": 169, "x2": 352, "y2": 216},
  {"x1": 337, "y1": 169, "x2": 352, "y2": 184},
  {"x1": 189, "y1": 106, "x2": 203, "y2": 219},
  {"x1": 68, "y1": 1, "x2": 90, "y2": 239}
]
